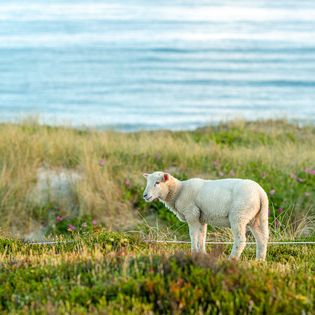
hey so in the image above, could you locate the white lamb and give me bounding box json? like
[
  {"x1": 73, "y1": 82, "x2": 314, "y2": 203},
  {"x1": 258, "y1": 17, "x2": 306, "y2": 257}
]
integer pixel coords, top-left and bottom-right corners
[{"x1": 143, "y1": 171, "x2": 269, "y2": 260}]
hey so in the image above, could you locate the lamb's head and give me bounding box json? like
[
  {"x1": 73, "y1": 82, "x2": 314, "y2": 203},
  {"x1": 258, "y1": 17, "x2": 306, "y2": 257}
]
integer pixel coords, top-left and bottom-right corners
[{"x1": 142, "y1": 171, "x2": 172, "y2": 202}]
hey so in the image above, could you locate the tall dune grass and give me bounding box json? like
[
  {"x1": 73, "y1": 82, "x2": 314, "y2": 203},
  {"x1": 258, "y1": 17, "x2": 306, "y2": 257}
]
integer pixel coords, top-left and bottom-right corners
[{"x1": 0, "y1": 119, "x2": 314, "y2": 238}]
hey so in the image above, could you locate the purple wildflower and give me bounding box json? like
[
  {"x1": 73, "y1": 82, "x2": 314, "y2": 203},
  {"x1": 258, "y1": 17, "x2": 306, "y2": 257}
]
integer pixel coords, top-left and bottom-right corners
[
  {"x1": 56, "y1": 215, "x2": 63, "y2": 223},
  {"x1": 274, "y1": 219, "x2": 280, "y2": 228},
  {"x1": 278, "y1": 208, "x2": 283, "y2": 213},
  {"x1": 305, "y1": 168, "x2": 315, "y2": 175},
  {"x1": 124, "y1": 178, "x2": 130, "y2": 187},
  {"x1": 67, "y1": 224, "x2": 76, "y2": 232},
  {"x1": 98, "y1": 159, "x2": 105, "y2": 167},
  {"x1": 92, "y1": 219, "x2": 97, "y2": 225}
]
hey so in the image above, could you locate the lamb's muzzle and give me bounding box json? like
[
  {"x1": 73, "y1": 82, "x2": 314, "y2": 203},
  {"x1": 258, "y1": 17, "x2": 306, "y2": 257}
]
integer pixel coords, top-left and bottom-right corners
[{"x1": 143, "y1": 171, "x2": 269, "y2": 261}]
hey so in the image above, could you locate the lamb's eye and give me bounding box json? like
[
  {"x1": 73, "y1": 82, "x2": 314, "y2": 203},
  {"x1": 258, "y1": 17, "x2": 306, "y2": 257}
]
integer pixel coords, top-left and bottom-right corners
[{"x1": 155, "y1": 181, "x2": 160, "y2": 186}]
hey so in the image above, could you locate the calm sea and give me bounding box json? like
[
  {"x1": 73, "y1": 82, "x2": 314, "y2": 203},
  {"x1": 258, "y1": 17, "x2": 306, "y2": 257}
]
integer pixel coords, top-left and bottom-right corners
[{"x1": 0, "y1": 0, "x2": 315, "y2": 130}]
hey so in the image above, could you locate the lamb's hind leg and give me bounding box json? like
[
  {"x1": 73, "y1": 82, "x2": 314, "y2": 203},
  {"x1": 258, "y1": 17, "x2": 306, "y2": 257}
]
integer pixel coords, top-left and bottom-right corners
[
  {"x1": 229, "y1": 219, "x2": 247, "y2": 260},
  {"x1": 249, "y1": 217, "x2": 269, "y2": 261},
  {"x1": 199, "y1": 224, "x2": 207, "y2": 254}
]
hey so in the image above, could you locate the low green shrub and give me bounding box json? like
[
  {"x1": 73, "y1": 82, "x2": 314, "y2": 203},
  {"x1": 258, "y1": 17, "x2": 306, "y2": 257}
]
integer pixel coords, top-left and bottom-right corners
[{"x1": 0, "y1": 249, "x2": 314, "y2": 314}]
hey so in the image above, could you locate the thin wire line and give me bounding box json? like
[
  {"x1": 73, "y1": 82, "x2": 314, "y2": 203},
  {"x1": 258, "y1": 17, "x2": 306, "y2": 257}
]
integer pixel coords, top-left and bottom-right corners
[
  {"x1": 25, "y1": 240, "x2": 315, "y2": 245},
  {"x1": 144, "y1": 240, "x2": 315, "y2": 245}
]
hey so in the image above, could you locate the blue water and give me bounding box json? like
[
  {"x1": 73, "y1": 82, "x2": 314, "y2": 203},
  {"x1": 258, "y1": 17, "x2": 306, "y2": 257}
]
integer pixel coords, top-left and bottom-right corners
[{"x1": 0, "y1": 0, "x2": 315, "y2": 130}]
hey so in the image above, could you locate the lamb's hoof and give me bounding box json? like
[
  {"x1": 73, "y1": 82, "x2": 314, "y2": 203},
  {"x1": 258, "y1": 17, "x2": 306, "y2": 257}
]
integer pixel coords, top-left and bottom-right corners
[
  {"x1": 192, "y1": 251, "x2": 206, "y2": 258},
  {"x1": 228, "y1": 255, "x2": 239, "y2": 262},
  {"x1": 255, "y1": 257, "x2": 266, "y2": 262}
]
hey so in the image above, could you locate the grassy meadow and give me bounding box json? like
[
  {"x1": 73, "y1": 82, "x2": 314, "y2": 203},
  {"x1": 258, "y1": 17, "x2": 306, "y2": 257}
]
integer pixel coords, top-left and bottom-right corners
[
  {"x1": 0, "y1": 119, "x2": 314, "y2": 314},
  {"x1": 0, "y1": 231, "x2": 315, "y2": 314}
]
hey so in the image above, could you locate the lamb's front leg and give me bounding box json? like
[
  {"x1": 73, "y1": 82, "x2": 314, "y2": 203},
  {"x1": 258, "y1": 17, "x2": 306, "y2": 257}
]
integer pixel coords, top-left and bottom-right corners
[{"x1": 188, "y1": 221, "x2": 202, "y2": 254}]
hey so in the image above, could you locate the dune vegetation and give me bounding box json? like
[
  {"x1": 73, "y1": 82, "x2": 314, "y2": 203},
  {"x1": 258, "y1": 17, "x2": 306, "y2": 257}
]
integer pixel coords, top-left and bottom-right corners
[
  {"x1": 0, "y1": 119, "x2": 314, "y2": 314},
  {"x1": 0, "y1": 119, "x2": 314, "y2": 239},
  {"x1": 0, "y1": 231, "x2": 315, "y2": 314}
]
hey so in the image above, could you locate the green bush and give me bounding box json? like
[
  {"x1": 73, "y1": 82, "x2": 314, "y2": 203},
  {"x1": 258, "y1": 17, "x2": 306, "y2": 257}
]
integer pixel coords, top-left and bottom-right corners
[{"x1": 0, "y1": 248, "x2": 314, "y2": 314}]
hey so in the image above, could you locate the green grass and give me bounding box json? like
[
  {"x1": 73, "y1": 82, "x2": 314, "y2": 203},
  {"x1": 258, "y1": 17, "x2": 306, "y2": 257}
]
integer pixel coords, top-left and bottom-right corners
[{"x1": 0, "y1": 231, "x2": 315, "y2": 314}]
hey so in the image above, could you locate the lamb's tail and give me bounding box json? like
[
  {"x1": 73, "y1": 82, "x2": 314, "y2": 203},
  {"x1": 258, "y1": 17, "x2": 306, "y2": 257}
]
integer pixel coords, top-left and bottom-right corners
[{"x1": 258, "y1": 188, "x2": 269, "y2": 239}]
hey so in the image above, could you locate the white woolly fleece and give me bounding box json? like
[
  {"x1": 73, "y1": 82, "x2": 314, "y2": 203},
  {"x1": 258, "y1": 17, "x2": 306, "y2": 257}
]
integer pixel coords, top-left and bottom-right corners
[{"x1": 143, "y1": 171, "x2": 269, "y2": 260}]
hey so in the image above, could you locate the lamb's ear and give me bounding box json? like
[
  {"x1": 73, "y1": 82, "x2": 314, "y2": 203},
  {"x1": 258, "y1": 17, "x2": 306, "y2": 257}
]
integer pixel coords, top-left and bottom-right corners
[
  {"x1": 163, "y1": 173, "x2": 169, "y2": 182},
  {"x1": 143, "y1": 173, "x2": 149, "y2": 178}
]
